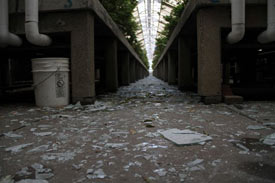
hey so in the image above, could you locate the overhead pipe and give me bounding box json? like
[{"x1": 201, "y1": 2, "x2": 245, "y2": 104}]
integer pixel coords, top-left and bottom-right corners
[
  {"x1": 227, "y1": 0, "x2": 246, "y2": 44},
  {"x1": 258, "y1": 0, "x2": 275, "y2": 43},
  {"x1": 25, "y1": 0, "x2": 52, "y2": 46},
  {"x1": 0, "y1": 0, "x2": 22, "y2": 48}
]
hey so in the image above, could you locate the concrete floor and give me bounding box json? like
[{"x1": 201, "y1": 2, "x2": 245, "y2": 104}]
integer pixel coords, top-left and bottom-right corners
[{"x1": 1, "y1": 75, "x2": 275, "y2": 183}]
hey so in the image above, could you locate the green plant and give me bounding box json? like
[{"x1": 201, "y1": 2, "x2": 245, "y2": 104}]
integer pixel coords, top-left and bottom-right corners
[{"x1": 152, "y1": 0, "x2": 188, "y2": 68}]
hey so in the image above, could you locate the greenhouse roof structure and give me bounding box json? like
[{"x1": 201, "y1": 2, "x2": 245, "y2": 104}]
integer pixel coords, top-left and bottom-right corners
[{"x1": 134, "y1": 0, "x2": 178, "y2": 69}]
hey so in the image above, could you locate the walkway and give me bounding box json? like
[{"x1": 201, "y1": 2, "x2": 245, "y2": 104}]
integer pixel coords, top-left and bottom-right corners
[{"x1": 1, "y1": 75, "x2": 275, "y2": 183}]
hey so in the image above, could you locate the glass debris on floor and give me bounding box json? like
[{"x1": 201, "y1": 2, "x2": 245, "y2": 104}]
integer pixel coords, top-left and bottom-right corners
[
  {"x1": 160, "y1": 129, "x2": 212, "y2": 146},
  {"x1": 0, "y1": 75, "x2": 275, "y2": 182}
]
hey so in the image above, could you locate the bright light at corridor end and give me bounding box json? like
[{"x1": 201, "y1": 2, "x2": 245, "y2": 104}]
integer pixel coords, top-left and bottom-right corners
[{"x1": 137, "y1": 0, "x2": 161, "y2": 71}]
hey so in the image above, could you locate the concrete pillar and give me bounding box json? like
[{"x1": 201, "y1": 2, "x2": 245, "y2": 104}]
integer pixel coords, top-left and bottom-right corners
[
  {"x1": 164, "y1": 58, "x2": 168, "y2": 82},
  {"x1": 160, "y1": 63, "x2": 162, "y2": 79},
  {"x1": 130, "y1": 59, "x2": 136, "y2": 83},
  {"x1": 159, "y1": 62, "x2": 162, "y2": 80},
  {"x1": 157, "y1": 66, "x2": 159, "y2": 78},
  {"x1": 158, "y1": 62, "x2": 162, "y2": 80},
  {"x1": 104, "y1": 38, "x2": 118, "y2": 92},
  {"x1": 197, "y1": 9, "x2": 222, "y2": 104},
  {"x1": 71, "y1": 13, "x2": 95, "y2": 104},
  {"x1": 138, "y1": 65, "x2": 142, "y2": 80},
  {"x1": 119, "y1": 52, "x2": 130, "y2": 86},
  {"x1": 168, "y1": 50, "x2": 177, "y2": 85},
  {"x1": 161, "y1": 61, "x2": 164, "y2": 81},
  {"x1": 136, "y1": 64, "x2": 139, "y2": 81},
  {"x1": 135, "y1": 62, "x2": 139, "y2": 81},
  {"x1": 178, "y1": 36, "x2": 193, "y2": 90}
]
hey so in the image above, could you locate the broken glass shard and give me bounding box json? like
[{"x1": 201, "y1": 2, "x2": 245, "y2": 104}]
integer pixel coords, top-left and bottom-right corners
[{"x1": 160, "y1": 129, "x2": 212, "y2": 146}]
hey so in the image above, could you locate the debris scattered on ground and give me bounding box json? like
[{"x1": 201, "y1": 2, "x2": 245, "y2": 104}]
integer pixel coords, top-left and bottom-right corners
[
  {"x1": 27, "y1": 145, "x2": 49, "y2": 153},
  {"x1": 154, "y1": 168, "x2": 167, "y2": 177},
  {"x1": 0, "y1": 175, "x2": 14, "y2": 183},
  {"x1": 186, "y1": 159, "x2": 205, "y2": 171},
  {"x1": 16, "y1": 180, "x2": 48, "y2": 183},
  {"x1": 1, "y1": 76, "x2": 275, "y2": 182},
  {"x1": 41, "y1": 151, "x2": 76, "y2": 162},
  {"x1": 145, "y1": 122, "x2": 155, "y2": 128},
  {"x1": 105, "y1": 143, "x2": 129, "y2": 149},
  {"x1": 263, "y1": 122, "x2": 275, "y2": 127},
  {"x1": 33, "y1": 132, "x2": 53, "y2": 137},
  {"x1": 86, "y1": 169, "x2": 106, "y2": 179},
  {"x1": 31, "y1": 163, "x2": 54, "y2": 180},
  {"x1": 144, "y1": 119, "x2": 155, "y2": 128},
  {"x1": 15, "y1": 163, "x2": 54, "y2": 181},
  {"x1": 123, "y1": 161, "x2": 142, "y2": 171},
  {"x1": 211, "y1": 159, "x2": 222, "y2": 167},
  {"x1": 5, "y1": 143, "x2": 33, "y2": 153},
  {"x1": 246, "y1": 125, "x2": 267, "y2": 130},
  {"x1": 236, "y1": 143, "x2": 250, "y2": 154},
  {"x1": 160, "y1": 129, "x2": 212, "y2": 146},
  {"x1": 16, "y1": 167, "x2": 32, "y2": 177},
  {"x1": 134, "y1": 142, "x2": 168, "y2": 151},
  {"x1": 261, "y1": 133, "x2": 275, "y2": 146},
  {"x1": 3, "y1": 132, "x2": 23, "y2": 138},
  {"x1": 179, "y1": 173, "x2": 186, "y2": 182},
  {"x1": 187, "y1": 159, "x2": 204, "y2": 167}
]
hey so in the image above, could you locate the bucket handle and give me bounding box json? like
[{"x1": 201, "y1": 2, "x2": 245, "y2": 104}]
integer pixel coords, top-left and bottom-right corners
[{"x1": 32, "y1": 67, "x2": 61, "y2": 89}]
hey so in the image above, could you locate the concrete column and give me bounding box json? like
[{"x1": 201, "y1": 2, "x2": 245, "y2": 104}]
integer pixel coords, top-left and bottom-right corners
[
  {"x1": 119, "y1": 52, "x2": 130, "y2": 86},
  {"x1": 130, "y1": 59, "x2": 136, "y2": 83},
  {"x1": 71, "y1": 13, "x2": 95, "y2": 104},
  {"x1": 104, "y1": 38, "x2": 118, "y2": 92},
  {"x1": 197, "y1": 9, "x2": 222, "y2": 104},
  {"x1": 168, "y1": 50, "x2": 177, "y2": 85},
  {"x1": 157, "y1": 65, "x2": 160, "y2": 78},
  {"x1": 164, "y1": 58, "x2": 168, "y2": 82},
  {"x1": 136, "y1": 64, "x2": 139, "y2": 81},
  {"x1": 161, "y1": 61, "x2": 164, "y2": 81},
  {"x1": 160, "y1": 62, "x2": 162, "y2": 80},
  {"x1": 138, "y1": 65, "x2": 142, "y2": 80},
  {"x1": 158, "y1": 62, "x2": 162, "y2": 80},
  {"x1": 178, "y1": 36, "x2": 193, "y2": 90}
]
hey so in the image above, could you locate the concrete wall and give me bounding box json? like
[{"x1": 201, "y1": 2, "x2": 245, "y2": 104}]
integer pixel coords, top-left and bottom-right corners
[{"x1": 197, "y1": 6, "x2": 266, "y2": 103}]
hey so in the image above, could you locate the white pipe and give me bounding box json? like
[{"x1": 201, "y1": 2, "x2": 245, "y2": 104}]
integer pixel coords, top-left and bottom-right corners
[
  {"x1": 258, "y1": 0, "x2": 275, "y2": 43},
  {"x1": 227, "y1": 0, "x2": 246, "y2": 44},
  {"x1": 0, "y1": 0, "x2": 22, "y2": 48},
  {"x1": 25, "y1": 0, "x2": 52, "y2": 46}
]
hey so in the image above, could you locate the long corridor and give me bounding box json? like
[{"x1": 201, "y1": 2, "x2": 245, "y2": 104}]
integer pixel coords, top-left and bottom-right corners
[{"x1": 1, "y1": 75, "x2": 275, "y2": 183}]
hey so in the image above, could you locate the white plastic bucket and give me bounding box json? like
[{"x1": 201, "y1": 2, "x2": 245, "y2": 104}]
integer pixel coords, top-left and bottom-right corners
[{"x1": 32, "y1": 58, "x2": 70, "y2": 107}]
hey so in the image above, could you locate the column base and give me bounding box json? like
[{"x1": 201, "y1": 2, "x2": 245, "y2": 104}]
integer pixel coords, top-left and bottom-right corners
[
  {"x1": 178, "y1": 85, "x2": 195, "y2": 92},
  {"x1": 72, "y1": 97, "x2": 95, "y2": 105},
  {"x1": 201, "y1": 96, "x2": 222, "y2": 104},
  {"x1": 224, "y1": 95, "x2": 243, "y2": 105},
  {"x1": 168, "y1": 82, "x2": 177, "y2": 85}
]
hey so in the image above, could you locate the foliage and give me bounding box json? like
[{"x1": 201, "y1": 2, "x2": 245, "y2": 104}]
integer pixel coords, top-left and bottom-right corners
[
  {"x1": 152, "y1": 0, "x2": 189, "y2": 68},
  {"x1": 99, "y1": 0, "x2": 149, "y2": 69}
]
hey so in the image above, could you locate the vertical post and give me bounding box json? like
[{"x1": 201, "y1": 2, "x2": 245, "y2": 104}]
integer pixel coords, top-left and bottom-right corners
[
  {"x1": 104, "y1": 38, "x2": 118, "y2": 92},
  {"x1": 119, "y1": 52, "x2": 130, "y2": 86},
  {"x1": 178, "y1": 36, "x2": 193, "y2": 90},
  {"x1": 130, "y1": 59, "x2": 136, "y2": 83},
  {"x1": 161, "y1": 58, "x2": 165, "y2": 81},
  {"x1": 168, "y1": 50, "x2": 177, "y2": 85},
  {"x1": 71, "y1": 12, "x2": 95, "y2": 104},
  {"x1": 164, "y1": 58, "x2": 168, "y2": 82},
  {"x1": 197, "y1": 9, "x2": 222, "y2": 104},
  {"x1": 135, "y1": 62, "x2": 139, "y2": 81}
]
